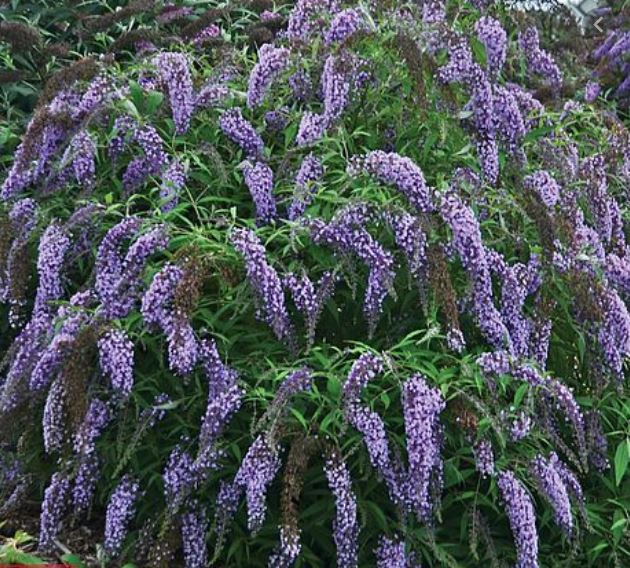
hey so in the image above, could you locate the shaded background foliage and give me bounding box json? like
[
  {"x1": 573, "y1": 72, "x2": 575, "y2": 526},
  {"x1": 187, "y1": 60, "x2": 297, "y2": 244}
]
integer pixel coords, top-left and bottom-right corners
[{"x1": 0, "y1": 0, "x2": 629, "y2": 567}]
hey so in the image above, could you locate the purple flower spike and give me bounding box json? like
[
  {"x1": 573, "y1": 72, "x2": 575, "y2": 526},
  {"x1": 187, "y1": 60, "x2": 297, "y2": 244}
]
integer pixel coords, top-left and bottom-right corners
[
  {"x1": 234, "y1": 435, "x2": 282, "y2": 534},
  {"x1": 243, "y1": 161, "x2": 277, "y2": 224},
  {"x1": 160, "y1": 159, "x2": 187, "y2": 212},
  {"x1": 153, "y1": 52, "x2": 195, "y2": 135},
  {"x1": 497, "y1": 470, "x2": 539, "y2": 568},
  {"x1": 73, "y1": 398, "x2": 111, "y2": 456},
  {"x1": 141, "y1": 263, "x2": 183, "y2": 328},
  {"x1": 220, "y1": 108, "x2": 264, "y2": 158},
  {"x1": 475, "y1": 17, "x2": 507, "y2": 78},
  {"x1": 324, "y1": 449, "x2": 358, "y2": 568},
  {"x1": 68, "y1": 130, "x2": 97, "y2": 189},
  {"x1": 296, "y1": 112, "x2": 328, "y2": 146},
  {"x1": 34, "y1": 223, "x2": 70, "y2": 317},
  {"x1": 39, "y1": 472, "x2": 71, "y2": 552},
  {"x1": 585, "y1": 81, "x2": 601, "y2": 103},
  {"x1": 518, "y1": 27, "x2": 562, "y2": 89},
  {"x1": 96, "y1": 219, "x2": 168, "y2": 319},
  {"x1": 347, "y1": 151, "x2": 433, "y2": 213},
  {"x1": 288, "y1": 153, "x2": 324, "y2": 220},
  {"x1": 530, "y1": 454, "x2": 573, "y2": 537},
  {"x1": 473, "y1": 439, "x2": 495, "y2": 477},
  {"x1": 199, "y1": 383, "x2": 243, "y2": 456},
  {"x1": 42, "y1": 379, "x2": 66, "y2": 454},
  {"x1": 98, "y1": 328, "x2": 134, "y2": 397},
  {"x1": 403, "y1": 374, "x2": 445, "y2": 521},
  {"x1": 440, "y1": 192, "x2": 509, "y2": 349},
  {"x1": 198, "y1": 338, "x2": 239, "y2": 397},
  {"x1": 325, "y1": 8, "x2": 366, "y2": 45},
  {"x1": 322, "y1": 55, "x2": 351, "y2": 123},
  {"x1": 342, "y1": 352, "x2": 383, "y2": 405},
  {"x1": 231, "y1": 228, "x2": 294, "y2": 345},
  {"x1": 72, "y1": 454, "x2": 100, "y2": 516},
  {"x1": 141, "y1": 263, "x2": 200, "y2": 376},
  {"x1": 163, "y1": 442, "x2": 204, "y2": 513},
  {"x1": 95, "y1": 217, "x2": 143, "y2": 305},
  {"x1": 181, "y1": 505, "x2": 209, "y2": 568},
  {"x1": 524, "y1": 170, "x2": 560, "y2": 208},
  {"x1": 375, "y1": 535, "x2": 406, "y2": 568},
  {"x1": 247, "y1": 44, "x2": 291, "y2": 109},
  {"x1": 287, "y1": 0, "x2": 341, "y2": 43},
  {"x1": 104, "y1": 475, "x2": 140, "y2": 558},
  {"x1": 284, "y1": 270, "x2": 335, "y2": 346}
]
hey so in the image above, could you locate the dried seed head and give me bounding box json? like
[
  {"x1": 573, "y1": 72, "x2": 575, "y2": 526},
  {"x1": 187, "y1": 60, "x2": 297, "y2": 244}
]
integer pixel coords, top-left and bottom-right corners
[
  {"x1": 60, "y1": 325, "x2": 97, "y2": 432},
  {"x1": 0, "y1": 21, "x2": 42, "y2": 54},
  {"x1": 84, "y1": 0, "x2": 156, "y2": 32},
  {"x1": 427, "y1": 243, "x2": 461, "y2": 338}
]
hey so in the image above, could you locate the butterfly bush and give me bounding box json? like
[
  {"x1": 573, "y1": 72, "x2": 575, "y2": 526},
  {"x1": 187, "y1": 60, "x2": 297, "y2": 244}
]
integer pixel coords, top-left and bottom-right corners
[
  {"x1": 247, "y1": 44, "x2": 291, "y2": 109},
  {"x1": 284, "y1": 271, "x2": 335, "y2": 346},
  {"x1": 347, "y1": 151, "x2": 433, "y2": 213},
  {"x1": 325, "y1": 8, "x2": 366, "y2": 45},
  {"x1": 374, "y1": 535, "x2": 407, "y2": 568},
  {"x1": 98, "y1": 328, "x2": 135, "y2": 398},
  {"x1": 498, "y1": 470, "x2": 539, "y2": 568},
  {"x1": 104, "y1": 475, "x2": 140, "y2": 557},
  {"x1": 38, "y1": 472, "x2": 71, "y2": 552},
  {"x1": 122, "y1": 124, "x2": 168, "y2": 190},
  {"x1": 42, "y1": 379, "x2": 66, "y2": 454},
  {"x1": 287, "y1": 0, "x2": 341, "y2": 43},
  {"x1": 0, "y1": 1, "x2": 628, "y2": 567},
  {"x1": 518, "y1": 27, "x2": 562, "y2": 89},
  {"x1": 153, "y1": 52, "x2": 195, "y2": 135},
  {"x1": 141, "y1": 263, "x2": 200, "y2": 376},
  {"x1": 163, "y1": 441, "x2": 205, "y2": 513},
  {"x1": 232, "y1": 228, "x2": 294, "y2": 344},
  {"x1": 529, "y1": 454, "x2": 573, "y2": 536},
  {"x1": 440, "y1": 191, "x2": 508, "y2": 349},
  {"x1": 473, "y1": 439, "x2": 495, "y2": 477},
  {"x1": 403, "y1": 374, "x2": 446, "y2": 520},
  {"x1": 475, "y1": 16, "x2": 507, "y2": 78},
  {"x1": 33, "y1": 223, "x2": 70, "y2": 317},
  {"x1": 296, "y1": 54, "x2": 352, "y2": 146},
  {"x1": 160, "y1": 159, "x2": 186, "y2": 212},
  {"x1": 68, "y1": 130, "x2": 96, "y2": 189},
  {"x1": 313, "y1": 215, "x2": 395, "y2": 334},
  {"x1": 181, "y1": 505, "x2": 209, "y2": 568},
  {"x1": 324, "y1": 449, "x2": 359, "y2": 568},
  {"x1": 524, "y1": 170, "x2": 560, "y2": 208},
  {"x1": 72, "y1": 454, "x2": 100, "y2": 517},
  {"x1": 220, "y1": 108, "x2": 264, "y2": 158},
  {"x1": 288, "y1": 152, "x2": 324, "y2": 220},
  {"x1": 289, "y1": 69, "x2": 313, "y2": 102},
  {"x1": 73, "y1": 399, "x2": 111, "y2": 456},
  {"x1": 243, "y1": 161, "x2": 277, "y2": 224},
  {"x1": 234, "y1": 434, "x2": 282, "y2": 534}
]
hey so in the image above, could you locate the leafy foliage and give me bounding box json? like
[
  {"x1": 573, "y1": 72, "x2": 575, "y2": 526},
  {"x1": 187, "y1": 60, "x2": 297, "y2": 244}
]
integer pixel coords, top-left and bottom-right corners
[{"x1": 0, "y1": 1, "x2": 629, "y2": 567}]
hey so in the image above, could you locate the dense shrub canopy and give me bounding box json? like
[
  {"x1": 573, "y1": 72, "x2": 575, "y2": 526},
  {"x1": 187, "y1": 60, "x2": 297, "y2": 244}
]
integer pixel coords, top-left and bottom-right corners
[{"x1": 0, "y1": 1, "x2": 629, "y2": 567}]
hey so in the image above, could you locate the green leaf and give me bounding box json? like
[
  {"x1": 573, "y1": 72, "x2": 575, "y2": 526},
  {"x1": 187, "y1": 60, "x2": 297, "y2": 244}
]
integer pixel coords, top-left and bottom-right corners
[
  {"x1": 513, "y1": 383, "x2": 528, "y2": 408},
  {"x1": 326, "y1": 376, "x2": 341, "y2": 398},
  {"x1": 145, "y1": 91, "x2": 164, "y2": 115},
  {"x1": 61, "y1": 553, "x2": 88, "y2": 568},
  {"x1": 129, "y1": 81, "x2": 144, "y2": 109},
  {"x1": 614, "y1": 439, "x2": 629, "y2": 486},
  {"x1": 290, "y1": 408, "x2": 309, "y2": 430},
  {"x1": 379, "y1": 391, "x2": 390, "y2": 409}
]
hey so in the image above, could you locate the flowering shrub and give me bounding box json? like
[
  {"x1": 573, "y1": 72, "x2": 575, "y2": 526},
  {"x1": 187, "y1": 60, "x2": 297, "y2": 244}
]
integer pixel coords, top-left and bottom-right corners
[{"x1": 0, "y1": 1, "x2": 629, "y2": 567}]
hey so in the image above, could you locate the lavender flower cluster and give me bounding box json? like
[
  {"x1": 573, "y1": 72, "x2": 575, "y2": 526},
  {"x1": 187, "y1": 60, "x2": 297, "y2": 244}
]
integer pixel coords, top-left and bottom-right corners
[{"x1": 0, "y1": 2, "x2": 628, "y2": 567}]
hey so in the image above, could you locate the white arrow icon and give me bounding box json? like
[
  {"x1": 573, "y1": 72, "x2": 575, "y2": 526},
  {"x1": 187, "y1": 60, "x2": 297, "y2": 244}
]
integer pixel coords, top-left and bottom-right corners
[{"x1": 594, "y1": 17, "x2": 604, "y2": 33}]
